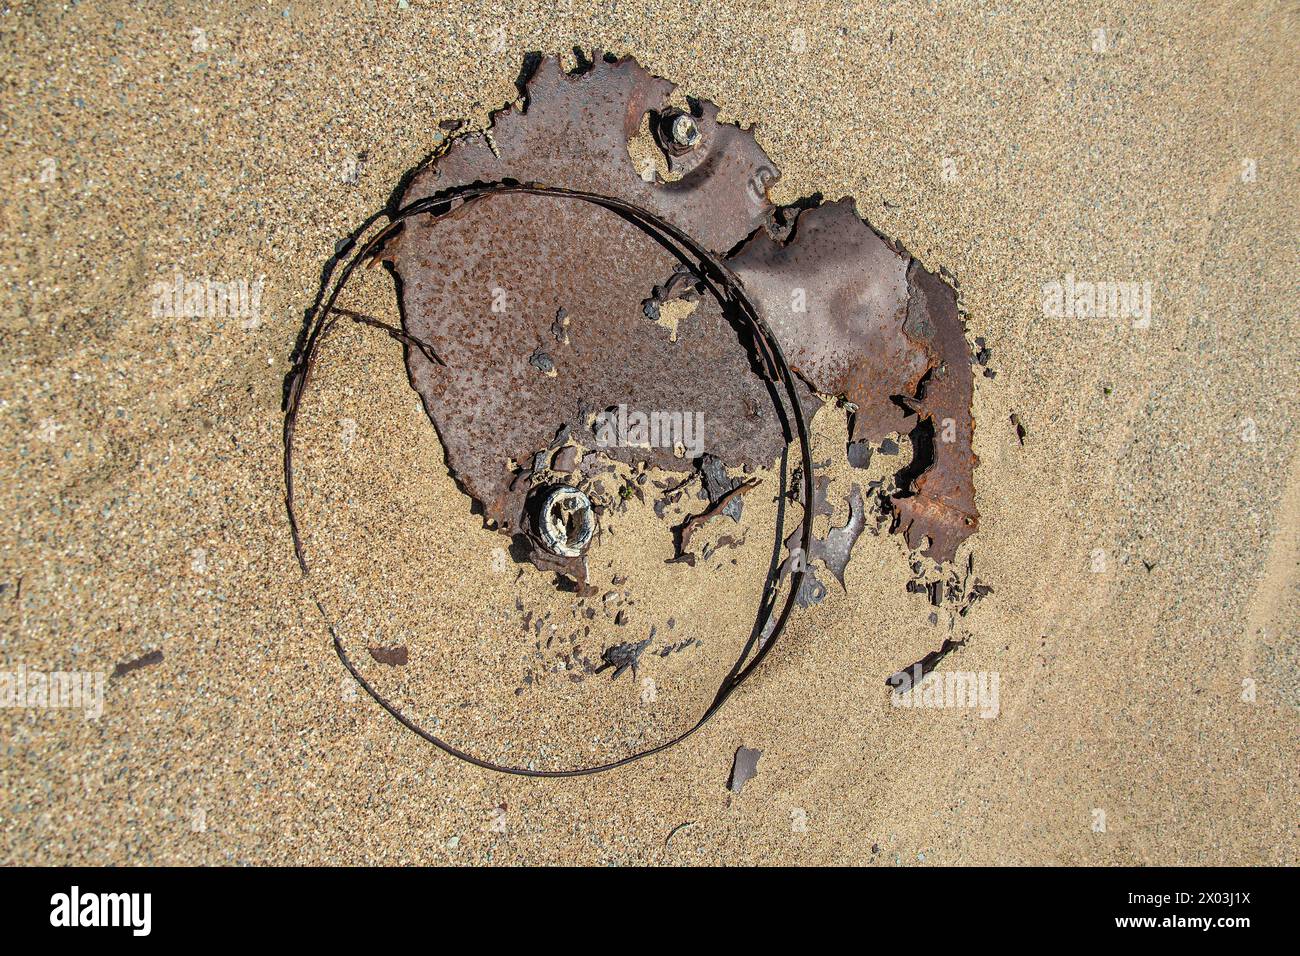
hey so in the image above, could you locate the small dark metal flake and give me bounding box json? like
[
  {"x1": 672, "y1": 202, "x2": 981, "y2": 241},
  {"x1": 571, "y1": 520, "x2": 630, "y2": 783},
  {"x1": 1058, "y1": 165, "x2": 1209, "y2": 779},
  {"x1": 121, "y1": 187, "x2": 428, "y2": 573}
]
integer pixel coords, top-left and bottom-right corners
[{"x1": 728, "y1": 746, "x2": 762, "y2": 793}]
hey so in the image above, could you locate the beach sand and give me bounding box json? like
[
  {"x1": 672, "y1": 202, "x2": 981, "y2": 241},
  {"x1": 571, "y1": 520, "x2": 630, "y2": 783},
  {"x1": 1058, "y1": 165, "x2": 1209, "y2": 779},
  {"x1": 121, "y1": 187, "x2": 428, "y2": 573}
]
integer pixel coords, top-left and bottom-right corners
[{"x1": 0, "y1": 0, "x2": 1296, "y2": 864}]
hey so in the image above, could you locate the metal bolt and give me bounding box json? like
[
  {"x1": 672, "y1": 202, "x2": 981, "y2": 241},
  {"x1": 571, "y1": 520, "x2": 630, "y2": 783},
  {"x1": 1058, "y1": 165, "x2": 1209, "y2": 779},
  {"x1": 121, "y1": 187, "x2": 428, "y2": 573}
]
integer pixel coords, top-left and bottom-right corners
[
  {"x1": 537, "y1": 485, "x2": 595, "y2": 557},
  {"x1": 669, "y1": 113, "x2": 700, "y2": 148}
]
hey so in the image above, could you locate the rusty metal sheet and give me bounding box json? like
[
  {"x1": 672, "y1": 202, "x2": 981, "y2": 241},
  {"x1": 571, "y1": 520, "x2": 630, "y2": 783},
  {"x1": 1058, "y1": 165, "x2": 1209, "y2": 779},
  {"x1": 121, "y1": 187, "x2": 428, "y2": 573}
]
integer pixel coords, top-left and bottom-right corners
[
  {"x1": 729, "y1": 198, "x2": 978, "y2": 563},
  {"x1": 729, "y1": 198, "x2": 928, "y2": 444},
  {"x1": 382, "y1": 53, "x2": 977, "y2": 576},
  {"x1": 380, "y1": 191, "x2": 786, "y2": 549},
  {"x1": 371, "y1": 53, "x2": 802, "y2": 586},
  {"x1": 284, "y1": 50, "x2": 991, "y2": 778},
  {"x1": 400, "y1": 54, "x2": 778, "y2": 255}
]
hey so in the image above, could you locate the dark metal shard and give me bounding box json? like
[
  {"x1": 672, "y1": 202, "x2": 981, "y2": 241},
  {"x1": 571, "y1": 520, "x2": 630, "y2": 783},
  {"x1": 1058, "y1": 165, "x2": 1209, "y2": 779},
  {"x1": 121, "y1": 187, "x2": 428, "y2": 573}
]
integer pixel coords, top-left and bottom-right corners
[
  {"x1": 776, "y1": 473, "x2": 833, "y2": 606},
  {"x1": 886, "y1": 636, "x2": 969, "y2": 691},
  {"x1": 672, "y1": 478, "x2": 761, "y2": 560},
  {"x1": 821, "y1": 483, "x2": 867, "y2": 588},
  {"x1": 699, "y1": 453, "x2": 745, "y2": 521},
  {"x1": 595, "y1": 638, "x2": 651, "y2": 680},
  {"x1": 727, "y1": 745, "x2": 762, "y2": 793},
  {"x1": 111, "y1": 649, "x2": 163, "y2": 680},
  {"x1": 776, "y1": 476, "x2": 867, "y2": 598},
  {"x1": 368, "y1": 645, "x2": 409, "y2": 666}
]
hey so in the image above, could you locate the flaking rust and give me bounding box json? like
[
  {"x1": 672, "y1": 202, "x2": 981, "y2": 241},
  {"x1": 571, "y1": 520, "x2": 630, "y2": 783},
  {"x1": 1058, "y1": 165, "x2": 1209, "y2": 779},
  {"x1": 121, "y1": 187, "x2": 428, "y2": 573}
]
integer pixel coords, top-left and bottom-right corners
[
  {"x1": 730, "y1": 199, "x2": 980, "y2": 563},
  {"x1": 378, "y1": 51, "x2": 980, "y2": 587},
  {"x1": 891, "y1": 265, "x2": 980, "y2": 563}
]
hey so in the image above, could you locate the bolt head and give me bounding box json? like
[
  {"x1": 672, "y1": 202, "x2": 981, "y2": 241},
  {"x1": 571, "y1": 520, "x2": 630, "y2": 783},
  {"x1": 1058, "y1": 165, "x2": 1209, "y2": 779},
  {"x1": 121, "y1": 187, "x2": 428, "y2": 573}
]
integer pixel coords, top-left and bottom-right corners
[
  {"x1": 670, "y1": 113, "x2": 700, "y2": 148},
  {"x1": 538, "y1": 485, "x2": 595, "y2": 558}
]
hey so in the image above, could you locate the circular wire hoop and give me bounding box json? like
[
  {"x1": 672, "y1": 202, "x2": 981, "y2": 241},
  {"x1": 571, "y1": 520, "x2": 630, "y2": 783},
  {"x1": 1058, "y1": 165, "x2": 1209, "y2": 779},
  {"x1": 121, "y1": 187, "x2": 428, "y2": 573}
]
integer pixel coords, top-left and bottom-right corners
[{"x1": 283, "y1": 183, "x2": 815, "y2": 776}]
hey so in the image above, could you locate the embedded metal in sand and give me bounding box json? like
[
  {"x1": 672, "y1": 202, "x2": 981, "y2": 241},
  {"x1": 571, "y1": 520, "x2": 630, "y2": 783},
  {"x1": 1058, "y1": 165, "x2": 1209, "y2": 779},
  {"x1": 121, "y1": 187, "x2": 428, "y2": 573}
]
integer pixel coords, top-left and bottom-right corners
[
  {"x1": 284, "y1": 49, "x2": 988, "y2": 776},
  {"x1": 376, "y1": 51, "x2": 980, "y2": 582},
  {"x1": 537, "y1": 485, "x2": 595, "y2": 558}
]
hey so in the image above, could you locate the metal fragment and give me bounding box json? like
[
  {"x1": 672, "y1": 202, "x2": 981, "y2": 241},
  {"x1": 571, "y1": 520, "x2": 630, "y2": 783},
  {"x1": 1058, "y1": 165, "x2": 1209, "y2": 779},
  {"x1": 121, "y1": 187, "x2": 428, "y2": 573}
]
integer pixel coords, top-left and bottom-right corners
[
  {"x1": 890, "y1": 264, "x2": 980, "y2": 563},
  {"x1": 731, "y1": 198, "x2": 979, "y2": 564},
  {"x1": 730, "y1": 199, "x2": 927, "y2": 444},
  {"x1": 727, "y1": 746, "x2": 762, "y2": 793},
  {"x1": 821, "y1": 484, "x2": 867, "y2": 588},
  {"x1": 595, "y1": 638, "x2": 652, "y2": 680},
  {"x1": 399, "y1": 55, "x2": 777, "y2": 253},
  {"x1": 368, "y1": 645, "x2": 409, "y2": 666},
  {"x1": 672, "y1": 478, "x2": 761, "y2": 560},
  {"x1": 537, "y1": 485, "x2": 595, "y2": 557}
]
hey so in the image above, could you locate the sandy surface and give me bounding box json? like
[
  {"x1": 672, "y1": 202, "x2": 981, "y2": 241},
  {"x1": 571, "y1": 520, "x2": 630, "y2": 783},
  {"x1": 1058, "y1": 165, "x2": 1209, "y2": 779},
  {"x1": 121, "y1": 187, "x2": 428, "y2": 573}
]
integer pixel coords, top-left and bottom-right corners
[{"x1": 1, "y1": 1, "x2": 1296, "y2": 865}]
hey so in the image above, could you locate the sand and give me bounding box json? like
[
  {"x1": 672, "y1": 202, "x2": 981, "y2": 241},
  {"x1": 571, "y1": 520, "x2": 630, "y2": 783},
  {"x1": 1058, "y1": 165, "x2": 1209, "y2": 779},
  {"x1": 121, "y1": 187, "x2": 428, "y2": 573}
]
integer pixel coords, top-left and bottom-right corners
[{"x1": 0, "y1": 0, "x2": 1296, "y2": 865}]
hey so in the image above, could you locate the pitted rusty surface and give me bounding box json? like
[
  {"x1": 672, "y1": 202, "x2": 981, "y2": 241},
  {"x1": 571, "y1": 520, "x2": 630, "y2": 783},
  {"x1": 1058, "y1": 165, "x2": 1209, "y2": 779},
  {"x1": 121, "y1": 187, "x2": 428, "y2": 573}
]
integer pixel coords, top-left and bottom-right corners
[
  {"x1": 400, "y1": 54, "x2": 778, "y2": 255},
  {"x1": 891, "y1": 263, "x2": 980, "y2": 563},
  {"x1": 729, "y1": 198, "x2": 978, "y2": 563},
  {"x1": 729, "y1": 199, "x2": 927, "y2": 444},
  {"x1": 382, "y1": 52, "x2": 978, "y2": 570},
  {"x1": 380, "y1": 190, "x2": 786, "y2": 537}
]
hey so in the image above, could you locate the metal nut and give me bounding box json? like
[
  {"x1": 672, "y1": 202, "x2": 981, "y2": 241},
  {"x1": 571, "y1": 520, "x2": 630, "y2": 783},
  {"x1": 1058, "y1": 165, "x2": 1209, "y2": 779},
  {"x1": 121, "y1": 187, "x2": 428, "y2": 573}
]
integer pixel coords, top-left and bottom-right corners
[
  {"x1": 663, "y1": 111, "x2": 700, "y2": 149},
  {"x1": 537, "y1": 485, "x2": 595, "y2": 557}
]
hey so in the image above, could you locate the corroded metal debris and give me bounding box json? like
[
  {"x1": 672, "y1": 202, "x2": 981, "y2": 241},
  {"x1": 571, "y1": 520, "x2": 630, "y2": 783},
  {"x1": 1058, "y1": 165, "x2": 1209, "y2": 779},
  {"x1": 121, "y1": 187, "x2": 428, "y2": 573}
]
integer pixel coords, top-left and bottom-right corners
[
  {"x1": 672, "y1": 477, "x2": 761, "y2": 561},
  {"x1": 379, "y1": 52, "x2": 979, "y2": 583},
  {"x1": 595, "y1": 637, "x2": 652, "y2": 680},
  {"x1": 380, "y1": 193, "x2": 783, "y2": 537},
  {"x1": 821, "y1": 484, "x2": 868, "y2": 587},
  {"x1": 730, "y1": 199, "x2": 979, "y2": 563},
  {"x1": 367, "y1": 645, "x2": 409, "y2": 667},
  {"x1": 285, "y1": 50, "x2": 991, "y2": 778},
  {"x1": 729, "y1": 199, "x2": 923, "y2": 445},
  {"x1": 111, "y1": 649, "x2": 163, "y2": 680},
  {"x1": 778, "y1": 472, "x2": 833, "y2": 607},
  {"x1": 397, "y1": 55, "x2": 779, "y2": 252},
  {"x1": 890, "y1": 265, "x2": 980, "y2": 562}
]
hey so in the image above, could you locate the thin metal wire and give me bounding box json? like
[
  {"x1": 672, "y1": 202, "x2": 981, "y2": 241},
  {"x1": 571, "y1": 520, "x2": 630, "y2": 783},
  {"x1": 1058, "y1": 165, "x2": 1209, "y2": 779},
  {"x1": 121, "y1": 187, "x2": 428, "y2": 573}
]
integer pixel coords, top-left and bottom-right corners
[{"x1": 283, "y1": 183, "x2": 815, "y2": 777}]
